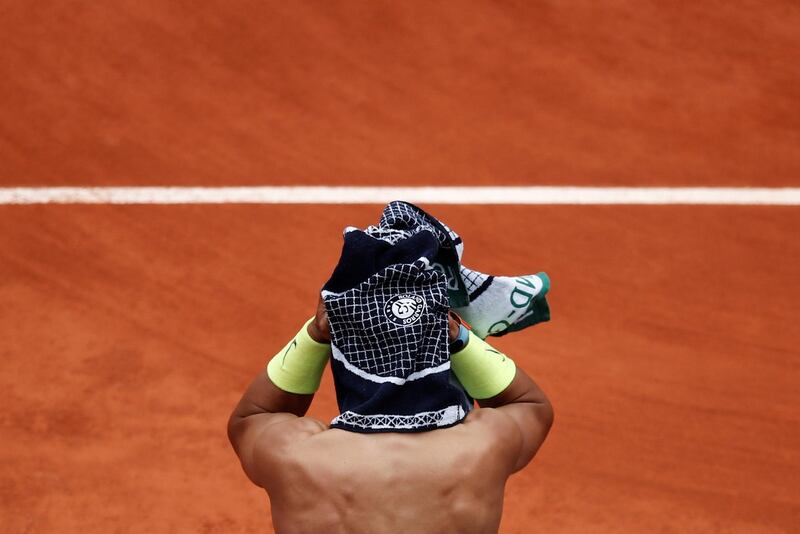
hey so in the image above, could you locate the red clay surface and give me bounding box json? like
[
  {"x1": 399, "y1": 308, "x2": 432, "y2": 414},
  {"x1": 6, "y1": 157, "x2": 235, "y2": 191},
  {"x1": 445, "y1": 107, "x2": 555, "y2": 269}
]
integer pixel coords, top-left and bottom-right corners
[
  {"x1": 1, "y1": 2, "x2": 799, "y2": 533},
  {"x1": 2, "y1": 1, "x2": 800, "y2": 187}
]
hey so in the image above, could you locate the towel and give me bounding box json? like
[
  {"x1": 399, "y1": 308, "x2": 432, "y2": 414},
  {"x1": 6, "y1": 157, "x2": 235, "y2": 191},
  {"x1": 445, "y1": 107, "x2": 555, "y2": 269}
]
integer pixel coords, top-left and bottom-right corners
[
  {"x1": 323, "y1": 226, "x2": 471, "y2": 433},
  {"x1": 322, "y1": 200, "x2": 551, "y2": 432},
  {"x1": 365, "y1": 201, "x2": 551, "y2": 338},
  {"x1": 454, "y1": 266, "x2": 550, "y2": 339},
  {"x1": 363, "y1": 200, "x2": 469, "y2": 306}
]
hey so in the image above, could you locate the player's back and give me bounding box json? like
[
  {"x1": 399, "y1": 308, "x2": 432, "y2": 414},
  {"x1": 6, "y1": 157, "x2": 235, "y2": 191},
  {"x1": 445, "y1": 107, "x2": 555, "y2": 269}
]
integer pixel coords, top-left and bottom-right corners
[{"x1": 263, "y1": 409, "x2": 517, "y2": 534}]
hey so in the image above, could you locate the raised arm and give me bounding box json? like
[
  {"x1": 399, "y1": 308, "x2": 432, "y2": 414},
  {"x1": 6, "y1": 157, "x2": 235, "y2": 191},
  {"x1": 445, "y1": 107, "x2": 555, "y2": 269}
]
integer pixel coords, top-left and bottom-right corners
[
  {"x1": 448, "y1": 314, "x2": 554, "y2": 473},
  {"x1": 477, "y1": 367, "x2": 553, "y2": 472},
  {"x1": 227, "y1": 299, "x2": 331, "y2": 487}
]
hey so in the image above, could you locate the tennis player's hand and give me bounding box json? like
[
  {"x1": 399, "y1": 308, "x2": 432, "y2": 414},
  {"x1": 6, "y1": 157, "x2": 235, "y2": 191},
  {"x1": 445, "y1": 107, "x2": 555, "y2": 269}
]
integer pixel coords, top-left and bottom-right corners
[
  {"x1": 448, "y1": 311, "x2": 462, "y2": 343},
  {"x1": 307, "y1": 295, "x2": 331, "y2": 343}
]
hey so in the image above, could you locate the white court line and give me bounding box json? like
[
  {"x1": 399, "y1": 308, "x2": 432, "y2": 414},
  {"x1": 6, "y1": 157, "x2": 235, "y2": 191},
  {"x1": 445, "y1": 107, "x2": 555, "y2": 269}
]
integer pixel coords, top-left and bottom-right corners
[{"x1": 1, "y1": 186, "x2": 799, "y2": 205}]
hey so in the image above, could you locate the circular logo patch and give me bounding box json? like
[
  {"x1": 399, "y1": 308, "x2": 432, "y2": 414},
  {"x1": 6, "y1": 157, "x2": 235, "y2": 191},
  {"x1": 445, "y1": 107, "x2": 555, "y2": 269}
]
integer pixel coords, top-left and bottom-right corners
[{"x1": 384, "y1": 294, "x2": 426, "y2": 326}]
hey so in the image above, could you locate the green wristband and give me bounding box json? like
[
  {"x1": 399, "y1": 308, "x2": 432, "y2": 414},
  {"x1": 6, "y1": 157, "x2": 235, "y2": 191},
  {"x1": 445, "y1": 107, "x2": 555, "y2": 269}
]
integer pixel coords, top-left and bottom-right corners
[
  {"x1": 450, "y1": 331, "x2": 516, "y2": 399},
  {"x1": 266, "y1": 318, "x2": 331, "y2": 394}
]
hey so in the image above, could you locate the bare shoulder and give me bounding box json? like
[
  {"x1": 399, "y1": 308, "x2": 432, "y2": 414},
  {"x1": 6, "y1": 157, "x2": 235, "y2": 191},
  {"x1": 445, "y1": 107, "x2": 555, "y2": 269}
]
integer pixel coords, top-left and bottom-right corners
[
  {"x1": 452, "y1": 408, "x2": 524, "y2": 472},
  {"x1": 460, "y1": 408, "x2": 523, "y2": 443},
  {"x1": 255, "y1": 415, "x2": 328, "y2": 456},
  {"x1": 235, "y1": 414, "x2": 328, "y2": 489}
]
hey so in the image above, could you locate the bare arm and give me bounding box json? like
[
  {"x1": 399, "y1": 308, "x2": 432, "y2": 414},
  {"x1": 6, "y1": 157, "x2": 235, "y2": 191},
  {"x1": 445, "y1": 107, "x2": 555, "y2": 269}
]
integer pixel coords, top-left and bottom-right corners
[
  {"x1": 447, "y1": 313, "x2": 554, "y2": 473},
  {"x1": 227, "y1": 303, "x2": 331, "y2": 487},
  {"x1": 478, "y1": 366, "x2": 554, "y2": 473}
]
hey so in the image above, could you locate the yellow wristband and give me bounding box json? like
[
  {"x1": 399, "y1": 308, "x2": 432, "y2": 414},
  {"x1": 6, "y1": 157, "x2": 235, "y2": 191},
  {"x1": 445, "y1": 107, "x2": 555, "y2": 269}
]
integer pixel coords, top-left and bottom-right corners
[
  {"x1": 266, "y1": 318, "x2": 330, "y2": 394},
  {"x1": 450, "y1": 331, "x2": 516, "y2": 399}
]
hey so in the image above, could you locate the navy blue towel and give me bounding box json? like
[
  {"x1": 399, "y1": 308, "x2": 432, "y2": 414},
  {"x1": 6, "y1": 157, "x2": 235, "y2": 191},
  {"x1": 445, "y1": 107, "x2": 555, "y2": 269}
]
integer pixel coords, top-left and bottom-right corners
[
  {"x1": 322, "y1": 203, "x2": 473, "y2": 433},
  {"x1": 363, "y1": 201, "x2": 470, "y2": 307}
]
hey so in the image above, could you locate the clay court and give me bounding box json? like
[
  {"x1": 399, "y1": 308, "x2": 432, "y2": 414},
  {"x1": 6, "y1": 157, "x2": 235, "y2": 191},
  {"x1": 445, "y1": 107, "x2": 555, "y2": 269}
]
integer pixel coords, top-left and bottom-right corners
[{"x1": 1, "y1": 2, "x2": 799, "y2": 532}]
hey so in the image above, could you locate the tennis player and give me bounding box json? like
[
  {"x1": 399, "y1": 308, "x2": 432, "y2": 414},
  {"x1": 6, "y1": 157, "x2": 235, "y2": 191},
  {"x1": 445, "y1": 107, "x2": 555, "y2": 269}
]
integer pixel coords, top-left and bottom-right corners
[{"x1": 228, "y1": 295, "x2": 553, "y2": 534}]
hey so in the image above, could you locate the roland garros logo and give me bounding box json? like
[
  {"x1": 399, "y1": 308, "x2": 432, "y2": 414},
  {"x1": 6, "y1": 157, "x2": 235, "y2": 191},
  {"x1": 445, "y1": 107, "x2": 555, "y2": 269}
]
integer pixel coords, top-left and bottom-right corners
[{"x1": 384, "y1": 294, "x2": 426, "y2": 326}]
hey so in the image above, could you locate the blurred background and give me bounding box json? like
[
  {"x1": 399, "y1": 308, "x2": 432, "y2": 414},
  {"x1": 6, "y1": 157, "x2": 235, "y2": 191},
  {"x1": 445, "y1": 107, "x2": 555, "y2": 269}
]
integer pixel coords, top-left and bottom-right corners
[{"x1": 1, "y1": 1, "x2": 798, "y2": 532}]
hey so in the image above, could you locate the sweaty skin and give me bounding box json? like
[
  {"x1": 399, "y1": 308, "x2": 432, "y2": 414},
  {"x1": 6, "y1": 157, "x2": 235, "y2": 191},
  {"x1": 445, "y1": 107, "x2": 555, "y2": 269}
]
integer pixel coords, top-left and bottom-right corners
[{"x1": 228, "y1": 301, "x2": 553, "y2": 534}]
